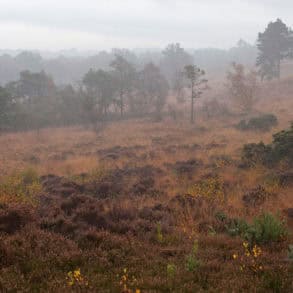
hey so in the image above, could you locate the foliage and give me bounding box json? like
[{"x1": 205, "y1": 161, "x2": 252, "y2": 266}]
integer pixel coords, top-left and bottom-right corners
[
  {"x1": 256, "y1": 19, "x2": 293, "y2": 80},
  {"x1": 232, "y1": 241, "x2": 263, "y2": 274},
  {"x1": 220, "y1": 212, "x2": 287, "y2": 245},
  {"x1": 137, "y1": 63, "x2": 169, "y2": 120},
  {"x1": 247, "y1": 213, "x2": 288, "y2": 244},
  {"x1": 119, "y1": 268, "x2": 140, "y2": 293},
  {"x1": 166, "y1": 264, "x2": 176, "y2": 279},
  {"x1": 236, "y1": 113, "x2": 278, "y2": 132},
  {"x1": 241, "y1": 123, "x2": 293, "y2": 167},
  {"x1": 183, "y1": 64, "x2": 208, "y2": 123},
  {"x1": 67, "y1": 268, "x2": 88, "y2": 288},
  {"x1": 110, "y1": 54, "x2": 136, "y2": 117},
  {"x1": 226, "y1": 63, "x2": 258, "y2": 112},
  {"x1": 186, "y1": 240, "x2": 201, "y2": 272},
  {"x1": 188, "y1": 177, "x2": 225, "y2": 202},
  {"x1": 156, "y1": 223, "x2": 164, "y2": 244}
]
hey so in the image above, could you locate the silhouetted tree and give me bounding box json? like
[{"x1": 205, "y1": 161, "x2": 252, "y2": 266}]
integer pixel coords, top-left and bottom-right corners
[
  {"x1": 138, "y1": 63, "x2": 169, "y2": 120},
  {"x1": 183, "y1": 65, "x2": 208, "y2": 124},
  {"x1": 110, "y1": 55, "x2": 136, "y2": 117},
  {"x1": 161, "y1": 43, "x2": 193, "y2": 89},
  {"x1": 0, "y1": 86, "x2": 12, "y2": 130},
  {"x1": 256, "y1": 19, "x2": 293, "y2": 80}
]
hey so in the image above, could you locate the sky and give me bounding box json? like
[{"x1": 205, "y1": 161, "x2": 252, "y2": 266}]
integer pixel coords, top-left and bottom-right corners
[{"x1": 0, "y1": 0, "x2": 292, "y2": 51}]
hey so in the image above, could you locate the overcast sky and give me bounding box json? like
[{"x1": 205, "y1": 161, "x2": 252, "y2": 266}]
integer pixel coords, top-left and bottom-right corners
[{"x1": 0, "y1": 0, "x2": 292, "y2": 51}]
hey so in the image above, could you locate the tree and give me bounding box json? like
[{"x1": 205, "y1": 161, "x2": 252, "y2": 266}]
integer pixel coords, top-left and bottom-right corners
[
  {"x1": 161, "y1": 43, "x2": 193, "y2": 89},
  {"x1": 138, "y1": 63, "x2": 169, "y2": 120},
  {"x1": 256, "y1": 19, "x2": 293, "y2": 80},
  {"x1": 226, "y1": 63, "x2": 258, "y2": 113},
  {"x1": 183, "y1": 65, "x2": 208, "y2": 124},
  {"x1": 110, "y1": 55, "x2": 136, "y2": 117},
  {"x1": 83, "y1": 69, "x2": 116, "y2": 116},
  {"x1": 0, "y1": 86, "x2": 12, "y2": 130}
]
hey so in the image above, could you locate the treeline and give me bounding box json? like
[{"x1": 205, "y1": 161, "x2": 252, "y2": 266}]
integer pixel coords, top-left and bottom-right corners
[
  {"x1": 0, "y1": 41, "x2": 257, "y2": 86},
  {"x1": 0, "y1": 19, "x2": 292, "y2": 132}
]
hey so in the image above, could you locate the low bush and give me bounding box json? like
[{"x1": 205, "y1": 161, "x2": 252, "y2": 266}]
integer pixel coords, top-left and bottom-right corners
[
  {"x1": 241, "y1": 123, "x2": 293, "y2": 168},
  {"x1": 218, "y1": 212, "x2": 288, "y2": 245},
  {"x1": 236, "y1": 113, "x2": 278, "y2": 132},
  {"x1": 248, "y1": 213, "x2": 288, "y2": 244}
]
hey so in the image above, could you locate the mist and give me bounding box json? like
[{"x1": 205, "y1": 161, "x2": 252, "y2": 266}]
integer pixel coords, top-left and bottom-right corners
[
  {"x1": 0, "y1": 1, "x2": 293, "y2": 292},
  {"x1": 1, "y1": 0, "x2": 292, "y2": 50}
]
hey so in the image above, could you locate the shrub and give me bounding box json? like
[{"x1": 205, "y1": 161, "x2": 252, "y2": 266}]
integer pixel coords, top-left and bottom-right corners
[
  {"x1": 236, "y1": 114, "x2": 278, "y2": 132},
  {"x1": 187, "y1": 177, "x2": 225, "y2": 202},
  {"x1": 271, "y1": 123, "x2": 293, "y2": 166},
  {"x1": 166, "y1": 264, "x2": 176, "y2": 278},
  {"x1": 241, "y1": 142, "x2": 273, "y2": 167},
  {"x1": 241, "y1": 123, "x2": 293, "y2": 167},
  {"x1": 220, "y1": 213, "x2": 287, "y2": 245},
  {"x1": 186, "y1": 240, "x2": 200, "y2": 272},
  {"x1": 245, "y1": 213, "x2": 288, "y2": 244}
]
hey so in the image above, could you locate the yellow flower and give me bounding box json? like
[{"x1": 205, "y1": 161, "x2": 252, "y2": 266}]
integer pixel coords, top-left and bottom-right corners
[
  {"x1": 232, "y1": 254, "x2": 238, "y2": 260},
  {"x1": 243, "y1": 242, "x2": 249, "y2": 248}
]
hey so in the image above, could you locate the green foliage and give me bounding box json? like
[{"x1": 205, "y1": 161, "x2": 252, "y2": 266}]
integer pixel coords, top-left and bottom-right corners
[
  {"x1": 236, "y1": 114, "x2": 278, "y2": 132},
  {"x1": 156, "y1": 223, "x2": 164, "y2": 244},
  {"x1": 288, "y1": 245, "x2": 293, "y2": 261},
  {"x1": 245, "y1": 213, "x2": 288, "y2": 245},
  {"x1": 186, "y1": 240, "x2": 200, "y2": 272},
  {"x1": 166, "y1": 264, "x2": 176, "y2": 278},
  {"x1": 226, "y1": 218, "x2": 250, "y2": 238},
  {"x1": 221, "y1": 212, "x2": 287, "y2": 245},
  {"x1": 241, "y1": 123, "x2": 293, "y2": 167},
  {"x1": 271, "y1": 123, "x2": 293, "y2": 166}
]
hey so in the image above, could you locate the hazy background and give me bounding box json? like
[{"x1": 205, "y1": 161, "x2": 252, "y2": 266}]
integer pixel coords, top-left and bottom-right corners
[{"x1": 0, "y1": 0, "x2": 292, "y2": 51}]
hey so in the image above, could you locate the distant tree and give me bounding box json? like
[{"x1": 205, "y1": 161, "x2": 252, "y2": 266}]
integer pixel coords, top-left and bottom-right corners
[
  {"x1": 83, "y1": 69, "x2": 116, "y2": 116},
  {"x1": 226, "y1": 63, "x2": 258, "y2": 113},
  {"x1": 183, "y1": 65, "x2": 208, "y2": 124},
  {"x1": 0, "y1": 86, "x2": 12, "y2": 130},
  {"x1": 14, "y1": 51, "x2": 42, "y2": 72},
  {"x1": 161, "y1": 43, "x2": 193, "y2": 89},
  {"x1": 138, "y1": 63, "x2": 169, "y2": 120},
  {"x1": 11, "y1": 70, "x2": 56, "y2": 99},
  {"x1": 110, "y1": 55, "x2": 136, "y2": 117},
  {"x1": 58, "y1": 85, "x2": 83, "y2": 126},
  {"x1": 5, "y1": 70, "x2": 57, "y2": 130},
  {"x1": 256, "y1": 19, "x2": 293, "y2": 80}
]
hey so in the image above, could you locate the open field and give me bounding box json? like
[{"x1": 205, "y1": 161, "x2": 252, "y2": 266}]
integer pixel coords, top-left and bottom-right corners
[{"x1": 0, "y1": 80, "x2": 292, "y2": 292}]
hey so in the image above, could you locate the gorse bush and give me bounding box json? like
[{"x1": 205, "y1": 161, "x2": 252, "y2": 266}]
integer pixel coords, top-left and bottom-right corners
[
  {"x1": 236, "y1": 113, "x2": 278, "y2": 132},
  {"x1": 241, "y1": 123, "x2": 293, "y2": 167},
  {"x1": 247, "y1": 213, "x2": 288, "y2": 244},
  {"x1": 188, "y1": 177, "x2": 225, "y2": 202},
  {"x1": 219, "y1": 212, "x2": 288, "y2": 245}
]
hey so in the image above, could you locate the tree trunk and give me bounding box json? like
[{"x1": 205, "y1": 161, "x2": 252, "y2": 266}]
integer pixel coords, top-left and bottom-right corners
[
  {"x1": 120, "y1": 91, "x2": 123, "y2": 117},
  {"x1": 190, "y1": 87, "x2": 194, "y2": 124}
]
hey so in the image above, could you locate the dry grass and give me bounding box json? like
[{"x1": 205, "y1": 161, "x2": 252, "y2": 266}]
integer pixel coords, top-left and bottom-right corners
[{"x1": 0, "y1": 81, "x2": 292, "y2": 292}]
